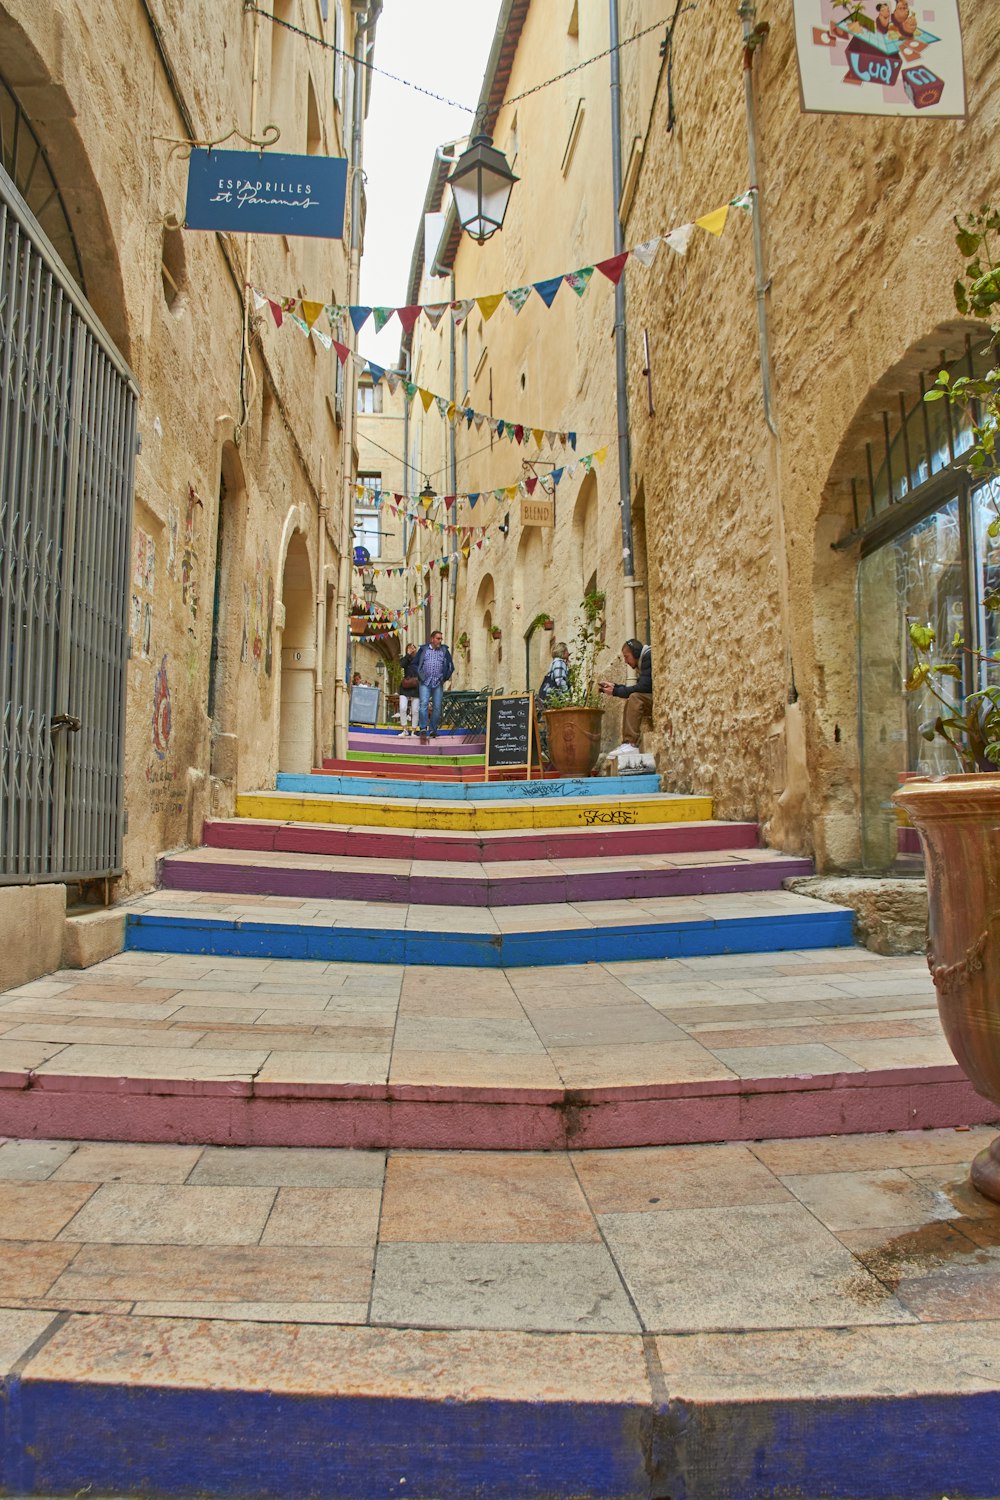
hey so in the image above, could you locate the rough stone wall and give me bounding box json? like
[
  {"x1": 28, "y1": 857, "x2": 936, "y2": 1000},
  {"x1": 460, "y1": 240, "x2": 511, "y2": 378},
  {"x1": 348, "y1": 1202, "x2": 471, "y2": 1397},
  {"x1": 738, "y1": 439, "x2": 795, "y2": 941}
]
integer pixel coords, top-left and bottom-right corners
[
  {"x1": 1, "y1": 0, "x2": 358, "y2": 893},
  {"x1": 625, "y1": 1, "x2": 1000, "y2": 863}
]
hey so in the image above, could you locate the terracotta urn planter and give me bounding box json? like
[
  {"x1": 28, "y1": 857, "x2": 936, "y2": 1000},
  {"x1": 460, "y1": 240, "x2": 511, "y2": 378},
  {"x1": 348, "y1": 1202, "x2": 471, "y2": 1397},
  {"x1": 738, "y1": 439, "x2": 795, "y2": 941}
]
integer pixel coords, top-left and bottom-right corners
[
  {"x1": 544, "y1": 706, "x2": 604, "y2": 777},
  {"x1": 892, "y1": 773, "x2": 1000, "y2": 1202}
]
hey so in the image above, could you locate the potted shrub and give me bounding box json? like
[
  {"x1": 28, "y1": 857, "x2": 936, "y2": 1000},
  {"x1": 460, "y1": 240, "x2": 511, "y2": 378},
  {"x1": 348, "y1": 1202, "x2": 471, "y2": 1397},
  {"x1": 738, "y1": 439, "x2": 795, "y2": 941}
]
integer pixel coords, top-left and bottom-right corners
[
  {"x1": 894, "y1": 206, "x2": 1000, "y2": 1202},
  {"x1": 490, "y1": 625, "x2": 502, "y2": 640},
  {"x1": 457, "y1": 630, "x2": 470, "y2": 656},
  {"x1": 528, "y1": 611, "x2": 555, "y2": 632},
  {"x1": 543, "y1": 590, "x2": 608, "y2": 776}
]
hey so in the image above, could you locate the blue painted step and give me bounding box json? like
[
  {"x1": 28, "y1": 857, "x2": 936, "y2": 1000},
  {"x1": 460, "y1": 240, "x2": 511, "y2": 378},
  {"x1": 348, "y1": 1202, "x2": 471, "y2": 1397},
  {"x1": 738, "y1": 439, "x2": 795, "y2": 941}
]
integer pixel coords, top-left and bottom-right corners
[
  {"x1": 276, "y1": 772, "x2": 662, "y2": 801},
  {"x1": 125, "y1": 906, "x2": 854, "y2": 968}
]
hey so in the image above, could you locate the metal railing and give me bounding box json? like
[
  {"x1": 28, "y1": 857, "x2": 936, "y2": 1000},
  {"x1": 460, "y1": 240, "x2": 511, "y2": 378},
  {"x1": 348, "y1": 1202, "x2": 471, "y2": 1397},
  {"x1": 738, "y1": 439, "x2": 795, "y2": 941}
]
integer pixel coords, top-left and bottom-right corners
[{"x1": 0, "y1": 165, "x2": 138, "y2": 883}]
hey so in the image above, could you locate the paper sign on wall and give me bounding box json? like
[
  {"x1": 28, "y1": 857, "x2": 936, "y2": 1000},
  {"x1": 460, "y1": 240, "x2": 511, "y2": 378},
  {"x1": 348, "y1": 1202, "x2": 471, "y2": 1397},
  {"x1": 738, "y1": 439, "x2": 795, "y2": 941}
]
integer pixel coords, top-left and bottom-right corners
[
  {"x1": 185, "y1": 149, "x2": 348, "y2": 238},
  {"x1": 793, "y1": 0, "x2": 966, "y2": 118}
]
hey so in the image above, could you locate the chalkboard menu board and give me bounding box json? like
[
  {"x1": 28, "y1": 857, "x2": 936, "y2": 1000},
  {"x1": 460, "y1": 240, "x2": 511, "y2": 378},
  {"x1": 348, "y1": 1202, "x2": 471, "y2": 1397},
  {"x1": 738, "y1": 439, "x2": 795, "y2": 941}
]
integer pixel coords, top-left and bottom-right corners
[
  {"x1": 349, "y1": 685, "x2": 380, "y2": 725},
  {"x1": 484, "y1": 694, "x2": 542, "y2": 780}
]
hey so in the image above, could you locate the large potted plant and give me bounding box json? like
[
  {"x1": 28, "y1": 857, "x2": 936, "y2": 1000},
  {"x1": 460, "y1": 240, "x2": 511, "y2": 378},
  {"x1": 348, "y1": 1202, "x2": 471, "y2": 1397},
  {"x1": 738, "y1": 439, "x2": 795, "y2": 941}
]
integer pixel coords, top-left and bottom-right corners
[
  {"x1": 894, "y1": 206, "x2": 1000, "y2": 1201},
  {"x1": 543, "y1": 591, "x2": 608, "y2": 776}
]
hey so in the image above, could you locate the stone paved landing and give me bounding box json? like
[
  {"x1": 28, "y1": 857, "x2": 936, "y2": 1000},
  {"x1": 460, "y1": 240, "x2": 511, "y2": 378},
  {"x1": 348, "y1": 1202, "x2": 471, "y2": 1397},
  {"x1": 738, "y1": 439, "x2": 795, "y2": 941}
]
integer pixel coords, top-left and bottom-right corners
[
  {"x1": 1, "y1": 1128, "x2": 999, "y2": 1498},
  {"x1": 1, "y1": 948, "x2": 994, "y2": 1150}
]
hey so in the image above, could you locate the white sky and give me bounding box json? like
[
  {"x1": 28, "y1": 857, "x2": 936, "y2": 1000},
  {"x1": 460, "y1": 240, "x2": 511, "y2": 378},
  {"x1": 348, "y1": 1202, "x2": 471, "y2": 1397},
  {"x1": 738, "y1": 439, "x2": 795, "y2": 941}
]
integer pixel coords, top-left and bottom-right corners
[{"x1": 358, "y1": 0, "x2": 502, "y2": 367}]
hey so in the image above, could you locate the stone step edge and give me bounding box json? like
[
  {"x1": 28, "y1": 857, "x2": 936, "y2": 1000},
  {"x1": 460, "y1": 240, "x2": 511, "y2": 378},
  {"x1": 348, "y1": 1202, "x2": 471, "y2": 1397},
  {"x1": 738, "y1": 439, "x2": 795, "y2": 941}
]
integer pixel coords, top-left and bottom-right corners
[
  {"x1": 122, "y1": 906, "x2": 854, "y2": 968},
  {"x1": 234, "y1": 792, "x2": 715, "y2": 831},
  {"x1": 1, "y1": 1061, "x2": 994, "y2": 1153},
  {"x1": 158, "y1": 852, "x2": 815, "y2": 907},
  {"x1": 205, "y1": 817, "x2": 751, "y2": 858},
  {"x1": 274, "y1": 773, "x2": 663, "y2": 801},
  {"x1": 5, "y1": 1314, "x2": 998, "y2": 1500}
]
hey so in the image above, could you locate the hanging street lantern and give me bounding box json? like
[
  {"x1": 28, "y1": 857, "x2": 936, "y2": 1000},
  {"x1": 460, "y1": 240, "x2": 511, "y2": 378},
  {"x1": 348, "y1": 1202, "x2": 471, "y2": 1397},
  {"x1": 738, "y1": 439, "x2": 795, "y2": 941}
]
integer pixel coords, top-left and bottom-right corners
[
  {"x1": 362, "y1": 566, "x2": 378, "y2": 610},
  {"x1": 419, "y1": 478, "x2": 436, "y2": 512},
  {"x1": 448, "y1": 134, "x2": 518, "y2": 245}
]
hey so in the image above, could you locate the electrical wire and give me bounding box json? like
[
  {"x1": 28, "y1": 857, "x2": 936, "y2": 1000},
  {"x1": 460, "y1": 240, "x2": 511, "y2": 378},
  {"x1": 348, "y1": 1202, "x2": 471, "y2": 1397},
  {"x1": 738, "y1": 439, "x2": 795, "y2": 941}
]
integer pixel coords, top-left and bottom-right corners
[{"x1": 244, "y1": 5, "x2": 672, "y2": 119}]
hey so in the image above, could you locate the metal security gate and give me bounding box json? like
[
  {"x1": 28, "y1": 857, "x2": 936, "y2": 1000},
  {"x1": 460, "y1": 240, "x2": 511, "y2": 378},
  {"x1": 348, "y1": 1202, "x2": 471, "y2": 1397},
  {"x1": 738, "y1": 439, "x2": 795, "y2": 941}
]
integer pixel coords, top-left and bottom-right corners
[{"x1": 0, "y1": 165, "x2": 138, "y2": 883}]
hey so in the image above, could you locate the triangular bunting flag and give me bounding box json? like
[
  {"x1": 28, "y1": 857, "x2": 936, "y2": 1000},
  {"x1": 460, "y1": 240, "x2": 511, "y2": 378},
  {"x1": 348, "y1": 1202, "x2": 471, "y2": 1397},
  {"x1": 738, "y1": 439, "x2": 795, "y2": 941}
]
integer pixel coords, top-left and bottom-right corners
[
  {"x1": 564, "y1": 267, "x2": 594, "y2": 296},
  {"x1": 423, "y1": 302, "x2": 449, "y2": 330},
  {"x1": 533, "y1": 276, "x2": 562, "y2": 308},
  {"x1": 664, "y1": 223, "x2": 696, "y2": 255},
  {"x1": 477, "y1": 293, "x2": 504, "y2": 322},
  {"x1": 630, "y1": 237, "x2": 661, "y2": 268},
  {"x1": 525, "y1": 476, "x2": 538, "y2": 495},
  {"x1": 514, "y1": 424, "x2": 524, "y2": 444},
  {"x1": 551, "y1": 467, "x2": 564, "y2": 486},
  {"x1": 268, "y1": 299, "x2": 283, "y2": 328},
  {"x1": 596, "y1": 252, "x2": 629, "y2": 285},
  {"x1": 332, "y1": 341, "x2": 350, "y2": 366},
  {"x1": 251, "y1": 288, "x2": 268, "y2": 313},
  {"x1": 730, "y1": 189, "x2": 754, "y2": 213},
  {"x1": 290, "y1": 314, "x2": 310, "y2": 335},
  {"x1": 404, "y1": 381, "x2": 418, "y2": 401},
  {"x1": 397, "y1": 305, "x2": 422, "y2": 335},
  {"x1": 349, "y1": 306, "x2": 372, "y2": 334},
  {"x1": 474, "y1": 414, "x2": 486, "y2": 431},
  {"x1": 385, "y1": 370, "x2": 402, "y2": 395},
  {"x1": 468, "y1": 493, "x2": 480, "y2": 508},
  {"x1": 367, "y1": 361, "x2": 386, "y2": 384},
  {"x1": 695, "y1": 204, "x2": 729, "y2": 237},
  {"x1": 313, "y1": 327, "x2": 332, "y2": 350},
  {"x1": 419, "y1": 388, "x2": 434, "y2": 412},
  {"x1": 373, "y1": 307, "x2": 395, "y2": 333},
  {"x1": 532, "y1": 429, "x2": 544, "y2": 447},
  {"x1": 546, "y1": 431, "x2": 558, "y2": 448},
  {"x1": 568, "y1": 432, "x2": 577, "y2": 450},
  {"x1": 505, "y1": 286, "x2": 532, "y2": 314},
  {"x1": 595, "y1": 446, "x2": 608, "y2": 465},
  {"x1": 300, "y1": 300, "x2": 325, "y2": 330},
  {"x1": 451, "y1": 299, "x2": 475, "y2": 327},
  {"x1": 435, "y1": 396, "x2": 450, "y2": 419}
]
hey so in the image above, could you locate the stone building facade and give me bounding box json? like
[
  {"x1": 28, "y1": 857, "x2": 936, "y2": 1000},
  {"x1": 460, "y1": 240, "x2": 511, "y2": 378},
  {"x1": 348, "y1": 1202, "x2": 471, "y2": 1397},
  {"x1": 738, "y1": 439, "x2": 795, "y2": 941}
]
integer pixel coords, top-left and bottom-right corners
[
  {"x1": 408, "y1": 0, "x2": 998, "y2": 870},
  {"x1": 0, "y1": 0, "x2": 377, "y2": 977},
  {"x1": 622, "y1": 0, "x2": 999, "y2": 868}
]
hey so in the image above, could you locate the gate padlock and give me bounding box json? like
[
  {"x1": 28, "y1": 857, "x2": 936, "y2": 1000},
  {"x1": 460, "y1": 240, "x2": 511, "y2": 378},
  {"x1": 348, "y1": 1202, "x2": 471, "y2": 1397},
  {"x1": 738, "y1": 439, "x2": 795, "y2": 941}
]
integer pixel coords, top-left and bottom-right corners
[{"x1": 51, "y1": 713, "x2": 82, "y2": 733}]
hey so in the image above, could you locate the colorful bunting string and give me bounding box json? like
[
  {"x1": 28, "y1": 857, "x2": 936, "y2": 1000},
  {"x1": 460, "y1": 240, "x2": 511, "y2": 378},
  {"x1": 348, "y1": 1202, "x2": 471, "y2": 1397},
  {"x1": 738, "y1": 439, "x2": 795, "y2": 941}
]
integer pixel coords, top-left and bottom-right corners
[{"x1": 251, "y1": 193, "x2": 748, "y2": 340}]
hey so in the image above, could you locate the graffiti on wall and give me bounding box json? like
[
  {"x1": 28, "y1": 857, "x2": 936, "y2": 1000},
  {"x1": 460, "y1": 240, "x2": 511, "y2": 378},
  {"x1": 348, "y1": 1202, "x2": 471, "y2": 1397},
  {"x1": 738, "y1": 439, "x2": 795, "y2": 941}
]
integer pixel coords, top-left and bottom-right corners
[{"x1": 151, "y1": 654, "x2": 172, "y2": 760}]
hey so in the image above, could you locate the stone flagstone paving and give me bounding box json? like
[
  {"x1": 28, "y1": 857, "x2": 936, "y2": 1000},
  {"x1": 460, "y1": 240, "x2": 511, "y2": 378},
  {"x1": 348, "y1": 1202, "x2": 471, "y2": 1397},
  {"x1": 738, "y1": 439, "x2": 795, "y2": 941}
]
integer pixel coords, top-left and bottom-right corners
[{"x1": 0, "y1": 1126, "x2": 998, "y2": 1333}]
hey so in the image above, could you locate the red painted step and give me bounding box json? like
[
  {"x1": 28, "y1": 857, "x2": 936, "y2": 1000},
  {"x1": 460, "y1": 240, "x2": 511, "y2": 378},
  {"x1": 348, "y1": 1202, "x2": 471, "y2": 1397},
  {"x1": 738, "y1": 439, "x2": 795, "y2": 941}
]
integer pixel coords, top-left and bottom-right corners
[{"x1": 203, "y1": 817, "x2": 761, "y2": 862}]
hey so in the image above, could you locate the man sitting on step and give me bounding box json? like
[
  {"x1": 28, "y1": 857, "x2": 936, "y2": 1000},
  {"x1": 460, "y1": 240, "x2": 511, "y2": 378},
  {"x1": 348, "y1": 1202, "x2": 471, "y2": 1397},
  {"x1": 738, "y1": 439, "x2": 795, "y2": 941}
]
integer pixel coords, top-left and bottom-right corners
[
  {"x1": 598, "y1": 638, "x2": 653, "y2": 756},
  {"x1": 414, "y1": 628, "x2": 455, "y2": 742}
]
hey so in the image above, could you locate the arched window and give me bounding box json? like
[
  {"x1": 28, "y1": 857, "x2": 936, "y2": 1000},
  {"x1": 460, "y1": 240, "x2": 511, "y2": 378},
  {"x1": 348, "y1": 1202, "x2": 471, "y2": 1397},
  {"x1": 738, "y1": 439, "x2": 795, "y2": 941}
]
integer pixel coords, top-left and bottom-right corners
[{"x1": 0, "y1": 68, "x2": 84, "y2": 289}]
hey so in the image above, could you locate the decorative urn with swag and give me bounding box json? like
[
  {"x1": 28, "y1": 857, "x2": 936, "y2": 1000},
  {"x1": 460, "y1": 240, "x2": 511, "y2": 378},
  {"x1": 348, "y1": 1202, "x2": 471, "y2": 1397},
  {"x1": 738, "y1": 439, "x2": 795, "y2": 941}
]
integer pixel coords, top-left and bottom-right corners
[
  {"x1": 894, "y1": 207, "x2": 1000, "y2": 1202},
  {"x1": 542, "y1": 591, "x2": 608, "y2": 777}
]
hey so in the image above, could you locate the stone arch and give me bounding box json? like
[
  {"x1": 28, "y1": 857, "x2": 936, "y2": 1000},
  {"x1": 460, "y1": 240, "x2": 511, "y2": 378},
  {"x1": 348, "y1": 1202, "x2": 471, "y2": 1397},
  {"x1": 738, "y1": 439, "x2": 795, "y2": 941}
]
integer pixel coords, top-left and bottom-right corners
[
  {"x1": 0, "y1": 15, "x2": 131, "y2": 356},
  {"x1": 571, "y1": 471, "x2": 599, "y2": 596},
  {"x1": 515, "y1": 527, "x2": 547, "y2": 691},
  {"x1": 277, "y1": 526, "x2": 315, "y2": 773},
  {"x1": 810, "y1": 317, "x2": 985, "y2": 869},
  {"x1": 208, "y1": 441, "x2": 248, "y2": 744},
  {"x1": 474, "y1": 571, "x2": 497, "y2": 685}
]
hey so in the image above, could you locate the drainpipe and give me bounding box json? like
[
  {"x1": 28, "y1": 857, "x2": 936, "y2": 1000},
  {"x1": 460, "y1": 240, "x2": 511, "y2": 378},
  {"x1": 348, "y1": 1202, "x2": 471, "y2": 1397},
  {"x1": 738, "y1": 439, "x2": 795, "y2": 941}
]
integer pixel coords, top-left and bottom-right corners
[
  {"x1": 609, "y1": 0, "x2": 637, "y2": 653},
  {"x1": 447, "y1": 270, "x2": 458, "y2": 650},
  {"x1": 738, "y1": 1, "x2": 777, "y2": 438},
  {"x1": 333, "y1": 1, "x2": 381, "y2": 759},
  {"x1": 313, "y1": 454, "x2": 327, "y2": 767}
]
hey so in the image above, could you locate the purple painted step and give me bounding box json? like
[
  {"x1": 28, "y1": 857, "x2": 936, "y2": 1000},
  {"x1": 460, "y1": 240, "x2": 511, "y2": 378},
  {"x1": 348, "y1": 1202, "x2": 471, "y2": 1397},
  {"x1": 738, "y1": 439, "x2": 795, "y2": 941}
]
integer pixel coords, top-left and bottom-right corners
[
  {"x1": 348, "y1": 733, "x2": 485, "y2": 757},
  {"x1": 160, "y1": 847, "x2": 813, "y2": 907},
  {"x1": 319, "y1": 759, "x2": 561, "y2": 783},
  {"x1": 203, "y1": 817, "x2": 762, "y2": 863}
]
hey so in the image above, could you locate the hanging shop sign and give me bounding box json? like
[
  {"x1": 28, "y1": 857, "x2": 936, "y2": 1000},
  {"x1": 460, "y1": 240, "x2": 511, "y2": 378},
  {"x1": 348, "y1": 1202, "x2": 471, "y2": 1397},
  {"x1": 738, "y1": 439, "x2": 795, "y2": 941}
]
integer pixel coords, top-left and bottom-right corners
[
  {"x1": 522, "y1": 497, "x2": 555, "y2": 528},
  {"x1": 185, "y1": 149, "x2": 348, "y2": 238},
  {"x1": 793, "y1": 0, "x2": 965, "y2": 118}
]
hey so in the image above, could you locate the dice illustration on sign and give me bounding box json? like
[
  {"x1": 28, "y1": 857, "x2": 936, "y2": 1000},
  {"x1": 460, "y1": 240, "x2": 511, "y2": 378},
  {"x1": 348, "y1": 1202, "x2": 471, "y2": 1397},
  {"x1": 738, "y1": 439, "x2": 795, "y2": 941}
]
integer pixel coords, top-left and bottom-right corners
[{"x1": 902, "y1": 66, "x2": 945, "y2": 109}]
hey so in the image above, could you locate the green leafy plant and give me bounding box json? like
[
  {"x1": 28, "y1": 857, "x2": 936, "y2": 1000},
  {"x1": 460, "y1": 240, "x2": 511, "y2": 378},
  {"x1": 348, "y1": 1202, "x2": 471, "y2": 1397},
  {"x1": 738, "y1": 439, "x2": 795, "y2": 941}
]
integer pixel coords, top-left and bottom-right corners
[
  {"x1": 490, "y1": 625, "x2": 502, "y2": 640},
  {"x1": 543, "y1": 591, "x2": 609, "y2": 709},
  {"x1": 528, "y1": 612, "x2": 554, "y2": 633},
  {"x1": 906, "y1": 207, "x2": 1000, "y2": 770},
  {"x1": 457, "y1": 630, "x2": 470, "y2": 652}
]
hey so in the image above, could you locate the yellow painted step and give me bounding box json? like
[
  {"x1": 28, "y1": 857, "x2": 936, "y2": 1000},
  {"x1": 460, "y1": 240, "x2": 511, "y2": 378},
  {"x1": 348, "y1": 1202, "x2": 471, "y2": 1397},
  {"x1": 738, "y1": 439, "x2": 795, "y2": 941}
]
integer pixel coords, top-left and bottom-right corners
[{"x1": 235, "y1": 790, "x2": 714, "y2": 831}]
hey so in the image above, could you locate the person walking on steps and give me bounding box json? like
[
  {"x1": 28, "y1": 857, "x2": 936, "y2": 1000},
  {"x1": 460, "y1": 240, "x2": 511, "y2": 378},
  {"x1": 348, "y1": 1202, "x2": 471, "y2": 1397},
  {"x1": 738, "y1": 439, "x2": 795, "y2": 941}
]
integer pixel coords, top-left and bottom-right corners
[
  {"x1": 598, "y1": 638, "x2": 653, "y2": 755},
  {"x1": 397, "y1": 643, "x2": 420, "y2": 735},
  {"x1": 414, "y1": 629, "x2": 454, "y2": 741}
]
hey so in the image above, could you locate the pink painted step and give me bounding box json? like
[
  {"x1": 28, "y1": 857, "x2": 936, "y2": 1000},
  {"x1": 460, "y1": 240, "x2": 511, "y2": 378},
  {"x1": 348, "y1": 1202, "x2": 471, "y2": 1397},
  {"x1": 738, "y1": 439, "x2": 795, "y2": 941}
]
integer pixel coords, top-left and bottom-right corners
[
  {"x1": 318, "y1": 759, "x2": 560, "y2": 783},
  {"x1": 3, "y1": 1063, "x2": 994, "y2": 1152},
  {"x1": 203, "y1": 817, "x2": 761, "y2": 862},
  {"x1": 348, "y1": 733, "x2": 485, "y2": 758}
]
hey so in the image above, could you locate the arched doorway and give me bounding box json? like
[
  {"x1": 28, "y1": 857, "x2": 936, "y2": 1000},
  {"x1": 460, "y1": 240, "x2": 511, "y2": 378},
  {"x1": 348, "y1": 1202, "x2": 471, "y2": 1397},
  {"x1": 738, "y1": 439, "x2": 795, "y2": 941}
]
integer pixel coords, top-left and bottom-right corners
[
  {"x1": 572, "y1": 472, "x2": 599, "y2": 594},
  {"x1": 278, "y1": 531, "x2": 315, "y2": 772},
  {"x1": 815, "y1": 323, "x2": 994, "y2": 870},
  {"x1": 208, "y1": 443, "x2": 247, "y2": 753},
  {"x1": 474, "y1": 572, "x2": 498, "y2": 686},
  {"x1": 515, "y1": 527, "x2": 547, "y2": 691}
]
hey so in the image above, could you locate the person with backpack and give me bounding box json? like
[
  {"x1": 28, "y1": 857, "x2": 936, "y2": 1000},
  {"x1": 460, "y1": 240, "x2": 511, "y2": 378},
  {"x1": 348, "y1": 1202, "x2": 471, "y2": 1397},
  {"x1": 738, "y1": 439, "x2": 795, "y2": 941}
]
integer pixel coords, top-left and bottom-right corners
[
  {"x1": 538, "y1": 640, "x2": 570, "y2": 708},
  {"x1": 397, "y1": 643, "x2": 419, "y2": 735}
]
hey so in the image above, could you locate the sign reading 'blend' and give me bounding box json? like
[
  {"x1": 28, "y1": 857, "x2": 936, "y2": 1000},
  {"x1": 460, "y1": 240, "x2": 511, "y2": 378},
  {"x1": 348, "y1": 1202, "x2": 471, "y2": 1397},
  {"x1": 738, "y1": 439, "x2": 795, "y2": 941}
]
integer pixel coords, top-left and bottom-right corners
[{"x1": 185, "y1": 149, "x2": 347, "y2": 239}]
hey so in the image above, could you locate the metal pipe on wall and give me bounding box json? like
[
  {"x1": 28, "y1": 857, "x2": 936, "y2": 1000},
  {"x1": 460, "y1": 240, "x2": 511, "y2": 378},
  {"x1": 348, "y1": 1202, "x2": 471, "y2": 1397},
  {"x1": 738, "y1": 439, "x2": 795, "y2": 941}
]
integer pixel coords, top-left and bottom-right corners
[
  {"x1": 333, "y1": 1, "x2": 381, "y2": 759},
  {"x1": 609, "y1": 0, "x2": 638, "y2": 653}
]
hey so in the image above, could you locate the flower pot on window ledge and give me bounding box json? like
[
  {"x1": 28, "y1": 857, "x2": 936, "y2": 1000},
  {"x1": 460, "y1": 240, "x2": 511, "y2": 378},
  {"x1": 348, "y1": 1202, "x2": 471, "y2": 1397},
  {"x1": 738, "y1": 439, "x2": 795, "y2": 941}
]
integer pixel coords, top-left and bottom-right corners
[{"x1": 892, "y1": 772, "x2": 1000, "y2": 1202}]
